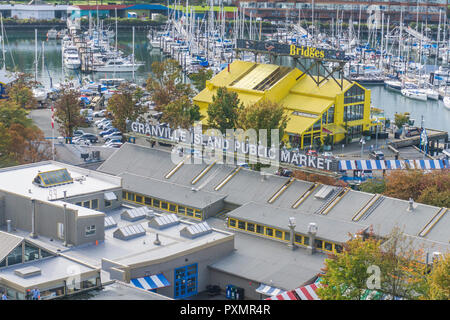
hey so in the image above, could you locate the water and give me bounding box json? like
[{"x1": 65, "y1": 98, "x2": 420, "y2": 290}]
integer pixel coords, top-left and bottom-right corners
[{"x1": 3, "y1": 29, "x2": 450, "y2": 133}]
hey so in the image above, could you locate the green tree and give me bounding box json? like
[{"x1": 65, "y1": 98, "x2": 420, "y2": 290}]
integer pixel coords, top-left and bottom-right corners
[
  {"x1": 107, "y1": 82, "x2": 145, "y2": 134},
  {"x1": 426, "y1": 253, "x2": 450, "y2": 300},
  {"x1": 146, "y1": 59, "x2": 193, "y2": 112},
  {"x1": 394, "y1": 112, "x2": 410, "y2": 130},
  {"x1": 188, "y1": 68, "x2": 213, "y2": 92},
  {"x1": 6, "y1": 73, "x2": 38, "y2": 110},
  {"x1": 54, "y1": 85, "x2": 84, "y2": 138},
  {"x1": 318, "y1": 236, "x2": 382, "y2": 300},
  {"x1": 161, "y1": 96, "x2": 201, "y2": 130},
  {"x1": 207, "y1": 87, "x2": 243, "y2": 133},
  {"x1": 359, "y1": 179, "x2": 386, "y2": 194},
  {"x1": 239, "y1": 99, "x2": 288, "y2": 147}
]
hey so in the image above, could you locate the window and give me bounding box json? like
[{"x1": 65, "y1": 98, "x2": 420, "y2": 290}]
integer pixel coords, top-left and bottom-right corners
[
  {"x1": 85, "y1": 225, "x2": 96, "y2": 236},
  {"x1": 256, "y1": 225, "x2": 264, "y2": 234},
  {"x1": 161, "y1": 202, "x2": 168, "y2": 210},
  {"x1": 194, "y1": 210, "x2": 202, "y2": 219},
  {"x1": 265, "y1": 228, "x2": 273, "y2": 237},
  {"x1": 127, "y1": 193, "x2": 135, "y2": 202},
  {"x1": 169, "y1": 204, "x2": 177, "y2": 212},
  {"x1": 229, "y1": 219, "x2": 236, "y2": 228},
  {"x1": 238, "y1": 221, "x2": 246, "y2": 230},
  {"x1": 153, "y1": 199, "x2": 160, "y2": 208},
  {"x1": 75, "y1": 202, "x2": 82, "y2": 207},
  {"x1": 304, "y1": 236, "x2": 310, "y2": 245},
  {"x1": 186, "y1": 208, "x2": 194, "y2": 216},
  {"x1": 178, "y1": 206, "x2": 186, "y2": 214},
  {"x1": 83, "y1": 201, "x2": 90, "y2": 208},
  {"x1": 41, "y1": 249, "x2": 53, "y2": 258},
  {"x1": 324, "y1": 242, "x2": 333, "y2": 251},
  {"x1": 247, "y1": 223, "x2": 255, "y2": 232},
  {"x1": 327, "y1": 105, "x2": 335, "y2": 124},
  {"x1": 284, "y1": 232, "x2": 290, "y2": 241},
  {"x1": 275, "y1": 230, "x2": 283, "y2": 239},
  {"x1": 24, "y1": 243, "x2": 40, "y2": 262},
  {"x1": 295, "y1": 234, "x2": 302, "y2": 244},
  {"x1": 335, "y1": 244, "x2": 343, "y2": 253},
  {"x1": 145, "y1": 197, "x2": 152, "y2": 205},
  {"x1": 0, "y1": 259, "x2": 5, "y2": 268},
  {"x1": 135, "y1": 195, "x2": 143, "y2": 204},
  {"x1": 7, "y1": 245, "x2": 23, "y2": 266},
  {"x1": 104, "y1": 200, "x2": 111, "y2": 207},
  {"x1": 315, "y1": 239, "x2": 323, "y2": 249},
  {"x1": 122, "y1": 191, "x2": 126, "y2": 199},
  {"x1": 91, "y1": 199, "x2": 98, "y2": 209}
]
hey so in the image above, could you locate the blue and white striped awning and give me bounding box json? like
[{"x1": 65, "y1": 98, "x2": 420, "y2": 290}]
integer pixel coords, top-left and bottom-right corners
[
  {"x1": 256, "y1": 284, "x2": 285, "y2": 296},
  {"x1": 339, "y1": 159, "x2": 449, "y2": 171},
  {"x1": 131, "y1": 274, "x2": 170, "y2": 290}
]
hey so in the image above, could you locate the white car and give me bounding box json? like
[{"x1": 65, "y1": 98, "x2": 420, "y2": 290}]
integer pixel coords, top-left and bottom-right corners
[
  {"x1": 93, "y1": 109, "x2": 107, "y2": 117},
  {"x1": 73, "y1": 137, "x2": 91, "y2": 146},
  {"x1": 95, "y1": 117, "x2": 106, "y2": 125},
  {"x1": 104, "y1": 142, "x2": 122, "y2": 148},
  {"x1": 104, "y1": 141, "x2": 123, "y2": 147},
  {"x1": 103, "y1": 133, "x2": 122, "y2": 141}
]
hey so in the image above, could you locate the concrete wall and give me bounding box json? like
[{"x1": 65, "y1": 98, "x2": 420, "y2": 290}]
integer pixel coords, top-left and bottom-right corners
[
  {"x1": 65, "y1": 188, "x2": 122, "y2": 212},
  {"x1": 203, "y1": 198, "x2": 225, "y2": 219},
  {"x1": 0, "y1": 190, "x2": 104, "y2": 246},
  {"x1": 108, "y1": 236, "x2": 234, "y2": 298},
  {"x1": 208, "y1": 268, "x2": 265, "y2": 300}
]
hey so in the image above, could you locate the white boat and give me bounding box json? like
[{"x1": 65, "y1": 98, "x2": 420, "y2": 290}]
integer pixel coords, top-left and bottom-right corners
[
  {"x1": 384, "y1": 80, "x2": 403, "y2": 92},
  {"x1": 92, "y1": 58, "x2": 143, "y2": 72},
  {"x1": 32, "y1": 87, "x2": 48, "y2": 102},
  {"x1": 46, "y1": 28, "x2": 58, "y2": 39},
  {"x1": 401, "y1": 88, "x2": 428, "y2": 101},
  {"x1": 444, "y1": 96, "x2": 450, "y2": 110},
  {"x1": 64, "y1": 55, "x2": 81, "y2": 70},
  {"x1": 424, "y1": 88, "x2": 439, "y2": 100}
]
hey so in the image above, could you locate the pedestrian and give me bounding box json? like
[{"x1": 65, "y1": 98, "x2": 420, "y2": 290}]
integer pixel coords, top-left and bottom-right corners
[
  {"x1": 1, "y1": 292, "x2": 7, "y2": 300},
  {"x1": 32, "y1": 288, "x2": 40, "y2": 300}
]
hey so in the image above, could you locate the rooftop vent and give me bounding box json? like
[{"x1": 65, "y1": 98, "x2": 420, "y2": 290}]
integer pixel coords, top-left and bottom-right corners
[
  {"x1": 104, "y1": 216, "x2": 117, "y2": 229},
  {"x1": 148, "y1": 214, "x2": 179, "y2": 230},
  {"x1": 113, "y1": 224, "x2": 146, "y2": 241},
  {"x1": 314, "y1": 185, "x2": 335, "y2": 200},
  {"x1": 33, "y1": 168, "x2": 73, "y2": 188},
  {"x1": 121, "y1": 206, "x2": 153, "y2": 222},
  {"x1": 14, "y1": 266, "x2": 42, "y2": 278},
  {"x1": 180, "y1": 221, "x2": 213, "y2": 239}
]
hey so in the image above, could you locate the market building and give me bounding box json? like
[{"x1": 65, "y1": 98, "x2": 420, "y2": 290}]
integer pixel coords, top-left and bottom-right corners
[{"x1": 194, "y1": 60, "x2": 376, "y2": 149}]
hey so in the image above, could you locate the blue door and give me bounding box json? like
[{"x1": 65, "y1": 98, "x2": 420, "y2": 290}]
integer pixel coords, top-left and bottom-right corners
[{"x1": 174, "y1": 263, "x2": 198, "y2": 299}]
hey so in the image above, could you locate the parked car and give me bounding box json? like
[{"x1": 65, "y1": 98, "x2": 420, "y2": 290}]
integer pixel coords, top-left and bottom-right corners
[
  {"x1": 104, "y1": 139, "x2": 122, "y2": 145},
  {"x1": 95, "y1": 117, "x2": 107, "y2": 126},
  {"x1": 77, "y1": 133, "x2": 98, "y2": 143},
  {"x1": 369, "y1": 150, "x2": 385, "y2": 160},
  {"x1": 93, "y1": 109, "x2": 106, "y2": 117},
  {"x1": 73, "y1": 129, "x2": 85, "y2": 137},
  {"x1": 96, "y1": 118, "x2": 111, "y2": 128},
  {"x1": 104, "y1": 133, "x2": 122, "y2": 142},
  {"x1": 104, "y1": 141, "x2": 123, "y2": 147},
  {"x1": 99, "y1": 128, "x2": 119, "y2": 137},
  {"x1": 104, "y1": 142, "x2": 122, "y2": 148},
  {"x1": 73, "y1": 138, "x2": 91, "y2": 146},
  {"x1": 322, "y1": 152, "x2": 335, "y2": 159},
  {"x1": 98, "y1": 121, "x2": 112, "y2": 130}
]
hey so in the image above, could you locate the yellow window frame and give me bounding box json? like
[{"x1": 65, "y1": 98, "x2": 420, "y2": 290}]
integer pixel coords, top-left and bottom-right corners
[{"x1": 229, "y1": 218, "x2": 237, "y2": 228}]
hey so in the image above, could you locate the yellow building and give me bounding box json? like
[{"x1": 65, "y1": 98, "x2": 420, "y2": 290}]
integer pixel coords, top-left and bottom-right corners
[{"x1": 193, "y1": 60, "x2": 378, "y2": 149}]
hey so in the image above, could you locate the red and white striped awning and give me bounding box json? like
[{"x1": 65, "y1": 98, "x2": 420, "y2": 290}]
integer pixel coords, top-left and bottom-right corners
[
  {"x1": 265, "y1": 291, "x2": 298, "y2": 300},
  {"x1": 294, "y1": 283, "x2": 321, "y2": 300}
]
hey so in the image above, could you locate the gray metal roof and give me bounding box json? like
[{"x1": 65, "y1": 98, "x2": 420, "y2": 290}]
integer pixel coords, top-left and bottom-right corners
[
  {"x1": 0, "y1": 231, "x2": 24, "y2": 263},
  {"x1": 227, "y1": 202, "x2": 368, "y2": 244},
  {"x1": 325, "y1": 189, "x2": 374, "y2": 220},
  {"x1": 209, "y1": 228, "x2": 325, "y2": 290},
  {"x1": 423, "y1": 209, "x2": 450, "y2": 244},
  {"x1": 270, "y1": 179, "x2": 314, "y2": 209},
  {"x1": 119, "y1": 172, "x2": 226, "y2": 210}
]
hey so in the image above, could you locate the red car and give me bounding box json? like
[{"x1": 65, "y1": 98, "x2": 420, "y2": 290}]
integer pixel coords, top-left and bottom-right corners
[{"x1": 306, "y1": 149, "x2": 318, "y2": 157}]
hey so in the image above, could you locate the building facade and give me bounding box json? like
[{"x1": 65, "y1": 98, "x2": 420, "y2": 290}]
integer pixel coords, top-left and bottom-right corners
[
  {"x1": 194, "y1": 60, "x2": 375, "y2": 150},
  {"x1": 235, "y1": 0, "x2": 449, "y2": 23}
]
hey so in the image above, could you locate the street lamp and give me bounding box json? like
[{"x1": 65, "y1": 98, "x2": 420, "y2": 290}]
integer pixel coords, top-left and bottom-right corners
[
  {"x1": 375, "y1": 120, "x2": 380, "y2": 150},
  {"x1": 360, "y1": 138, "x2": 366, "y2": 158}
]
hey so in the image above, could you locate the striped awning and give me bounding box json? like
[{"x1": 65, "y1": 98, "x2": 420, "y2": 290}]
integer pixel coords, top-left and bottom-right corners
[
  {"x1": 256, "y1": 284, "x2": 285, "y2": 296},
  {"x1": 339, "y1": 160, "x2": 357, "y2": 171},
  {"x1": 294, "y1": 283, "x2": 321, "y2": 300},
  {"x1": 265, "y1": 290, "x2": 298, "y2": 300},
  {"x1": 131, "y1": 274, "x2": 170, "y2": 290},
  {"x1": 340, "y1": 159, "x2": 448, "y2": 171}
]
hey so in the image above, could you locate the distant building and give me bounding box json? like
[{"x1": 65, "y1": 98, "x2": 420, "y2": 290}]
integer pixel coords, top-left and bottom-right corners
[
  {"x1": 0, "y1": 4, "x2": 69, "y2": 20},
  {"x1": 234, "y1": 0, "x2": 448, "y2": 24}
]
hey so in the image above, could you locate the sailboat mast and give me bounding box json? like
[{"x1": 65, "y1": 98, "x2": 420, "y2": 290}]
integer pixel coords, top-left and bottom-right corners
[
  {"x1": 35, "y1": 29, "x2": 38, "y2": 83},
  {"x1": 1, "y1": 14, "x2": 5, "y2": 71}
]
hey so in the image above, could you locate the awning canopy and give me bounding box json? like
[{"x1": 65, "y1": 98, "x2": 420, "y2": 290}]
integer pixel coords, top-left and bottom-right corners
[
  {"x1": 265, "y1": 291, "x2": 299, "y2": 300},
  {"x1": 104, "y1": 191, "x2": 117, "y2": 201},
  {"x1": 294, "y1": 283, "x2": 321, "y2": 300},
  {"x1": 256, "y1": 284, "x2": 285, "y2": 296},
  {"x1": 323, "y1": 123, "x2": 347, "y2": 135},
  {"x1": 131, "y1": 274, "x2": 170, "y2": 290},
  {"x1": 339, "y1": 159, "x2": 449, "y2": 171}
]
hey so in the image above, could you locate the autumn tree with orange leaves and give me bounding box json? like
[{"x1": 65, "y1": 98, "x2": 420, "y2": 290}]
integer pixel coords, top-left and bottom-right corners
[{"x1": 0, "y1": 100, "x2": 51, "y2": 167}]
